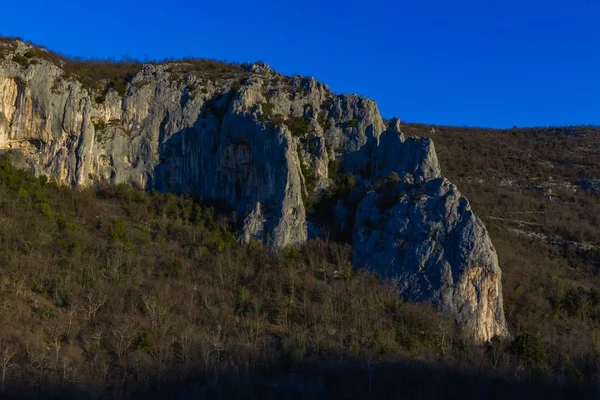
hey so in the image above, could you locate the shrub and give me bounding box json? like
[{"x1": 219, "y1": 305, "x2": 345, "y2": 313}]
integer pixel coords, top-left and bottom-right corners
[
  {"x1": 108, "y1": 75, "x2": 128, "y2": 97},
  {"x1": 93, "y1": 120, "x2": 106, "y2": 131},
  {"x1": 259, "y1": 101, "x2": 275, "y2": 122},
  {"x1": 562, "y1": 287, "x2": 591, "y2": 319},
  {"x1": 267, "y1": 114, "x2": 285, "y2": 129},
  {"x1": 386, "y1": 172, "x2": 401, "y2": 185},
  {"x1": 110, "y1": 217, "x2": 129, "y2": 242},
  {"x1": 298, "y1": 151, "x2": 318, "y2": 193},
  {"x1": 511, "y1": 332, "x2": 547, "y2": 368},
  {"x1": 12, "y1": 54, "x2": 28, "y2": 66},
  {"x1": 328, "y1": 158, "x2": 340, "y2": 179},
  {"x1": 136, "y1": 330, "x2": 155, "y2": 354},
  {"x1": 282, "y1": 246, "x2": 300, "y2": 261},
  {"x1": 286, "y1": 116, "x2": 310, "y2": 138},
  {"x1": 318, "y1": 110, "x2": 331, "y2": 131}
]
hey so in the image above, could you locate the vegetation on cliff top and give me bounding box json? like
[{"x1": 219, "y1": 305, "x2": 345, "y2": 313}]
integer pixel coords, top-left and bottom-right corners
[{"x1": 0, "y1": 36, "x2": 246, "y2": 95}]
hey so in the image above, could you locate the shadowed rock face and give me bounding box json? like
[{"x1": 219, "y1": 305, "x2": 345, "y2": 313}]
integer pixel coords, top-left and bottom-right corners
[{"x1": 0, "y1": 40, "x2": 508, "y2": 341}]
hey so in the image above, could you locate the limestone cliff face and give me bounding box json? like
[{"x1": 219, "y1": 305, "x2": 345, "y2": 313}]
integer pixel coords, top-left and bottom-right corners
[
  {"x1": 0, "y1": 41, "x2": 384, "y2": 247},
  {"x1": 0, "y1": 40, "x2": 507, "y2": 341},
  {"x1": 340, "y1": 120, "x2": 508, "y2": 341},
  {"x1": 353, "y1": 178, "x2": 507, "y2": 342}
]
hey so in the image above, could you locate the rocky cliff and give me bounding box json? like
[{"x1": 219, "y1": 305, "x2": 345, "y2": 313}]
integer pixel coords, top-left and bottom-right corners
[{"x1": 0, "y1": 39, "x2": 508, "y2": 341}]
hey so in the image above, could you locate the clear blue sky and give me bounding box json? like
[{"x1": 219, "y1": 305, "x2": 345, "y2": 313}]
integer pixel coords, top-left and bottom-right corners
[{"x1": 2, "y1": 0, "x2": 599, "y2": 128}]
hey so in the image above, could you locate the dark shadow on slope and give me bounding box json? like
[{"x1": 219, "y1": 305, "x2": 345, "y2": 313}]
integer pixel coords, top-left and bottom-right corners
[{"x1": 1, "y1": 356, "x2": 596, "y2": 400}]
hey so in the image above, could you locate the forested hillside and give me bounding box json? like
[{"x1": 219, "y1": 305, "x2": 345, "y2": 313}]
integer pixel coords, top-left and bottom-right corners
[{"x1": 0, "y1": 150, "x2": 596, "y2": 399}]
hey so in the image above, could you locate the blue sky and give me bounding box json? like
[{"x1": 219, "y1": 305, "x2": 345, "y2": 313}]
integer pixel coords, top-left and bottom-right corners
[{"x1": 2, "y1": 0, "x2": 599, "y2": 128}]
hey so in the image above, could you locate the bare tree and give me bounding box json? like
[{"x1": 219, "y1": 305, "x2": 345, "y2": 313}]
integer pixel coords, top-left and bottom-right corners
[
  {"x1": 84, "y1": 290, "x2": 107, "y2": 323},
  {"x1": 112, "y1": 321, "x2": 136, "y2": 361},
  {"x1": 0, "y1": 341, "x2": 16, "y2": 391}
]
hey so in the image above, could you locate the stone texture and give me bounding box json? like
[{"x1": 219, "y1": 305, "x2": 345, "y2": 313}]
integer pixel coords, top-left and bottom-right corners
[
  {"x1": 240, "y1": 202, "x2": 266, "y2": 244},
  {"x1": 353, "y1": 178, "x2": 508, "y2": 342},
  {"x1": 373, "y1": 121, "x2": 441, "y2": 183}
]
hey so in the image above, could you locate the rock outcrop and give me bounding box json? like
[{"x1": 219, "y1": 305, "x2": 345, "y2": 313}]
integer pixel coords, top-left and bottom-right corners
[
  {"x1": 372, "y1": 120, "x2": 441, "y2": 183},
  {"x1": 0, "y1": 39, "x2": 508, "y2": 341},
  {"x1": 353, "y1": 178, "x2": 507, "y2": 342}
]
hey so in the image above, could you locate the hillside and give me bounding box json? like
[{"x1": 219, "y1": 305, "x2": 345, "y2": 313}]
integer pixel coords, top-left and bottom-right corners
[
  {"x1": 0, "y1": 37, "x2": 508, "y2": 342},
  {"x1": 0, "y1": 37, "x2": 598, "y2": 398},
  {"x1": 0, "y1": 155, "x2": 595, "y2": 399},
  {"x1": 408, "y1": 123, "x2": 600, "y2": 370}
]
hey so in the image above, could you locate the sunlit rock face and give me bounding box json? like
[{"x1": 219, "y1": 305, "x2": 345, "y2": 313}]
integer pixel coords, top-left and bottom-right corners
[
  {"x1": 0, "y1": 40, "x2": 508, "y2": 341},
  {"x1": 353, "y1": 177, "x2": 508, "y2": 342}
]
